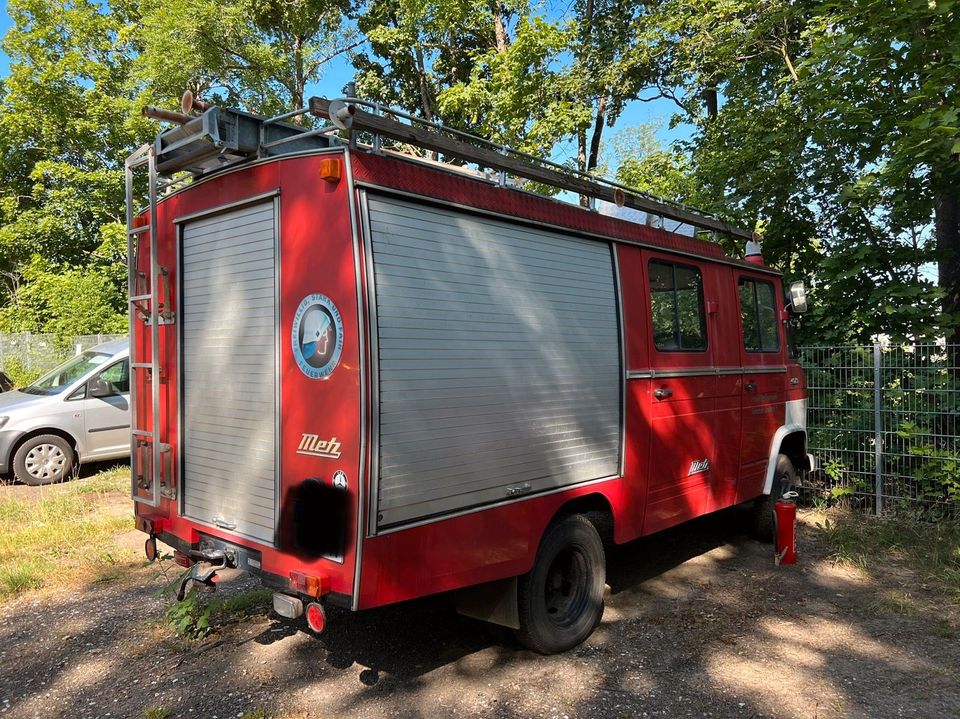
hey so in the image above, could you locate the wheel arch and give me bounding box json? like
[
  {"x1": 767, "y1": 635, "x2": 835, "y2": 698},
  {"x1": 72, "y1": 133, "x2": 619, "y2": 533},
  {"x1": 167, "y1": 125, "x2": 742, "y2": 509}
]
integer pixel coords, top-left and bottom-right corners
[
  {"x1": 10, "y1": 427, "x2": 81, "y2": 468},
  {"x1": 761, "y1": 425, "x2": 808, "y2": 495},
  {"x1": 455, "y1": 490, "x2": 615, "y2": 632},
  {"x1": 551, "y1": 492, "x2": 615, "y2": 546}
]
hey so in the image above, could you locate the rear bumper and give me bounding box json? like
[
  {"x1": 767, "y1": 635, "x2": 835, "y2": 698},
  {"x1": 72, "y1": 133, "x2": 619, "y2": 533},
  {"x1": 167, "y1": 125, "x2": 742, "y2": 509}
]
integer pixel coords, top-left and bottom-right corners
[
  {"x1": 0, "y1": 430, "x2": 24, "y2": 474},
  {"x1": 148, "y1": 527, "x2": 354, "y2": 609}
]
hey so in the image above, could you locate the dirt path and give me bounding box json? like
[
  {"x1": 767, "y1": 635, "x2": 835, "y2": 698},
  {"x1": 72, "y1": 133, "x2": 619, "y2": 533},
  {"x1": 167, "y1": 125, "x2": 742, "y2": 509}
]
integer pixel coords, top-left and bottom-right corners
[{"x1": 0, "y1": 506, "x2": 957, "y2": 719}]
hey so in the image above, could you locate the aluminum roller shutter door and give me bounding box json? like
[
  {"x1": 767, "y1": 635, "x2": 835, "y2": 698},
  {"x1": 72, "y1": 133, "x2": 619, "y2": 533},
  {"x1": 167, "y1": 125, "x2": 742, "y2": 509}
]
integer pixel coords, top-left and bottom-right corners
[
  {"x1": 369, "y1": 195, "x2": 622, "y2": 527},
  {"x1": 181, "y1": 202, "x2": 278, "y2": 544}
]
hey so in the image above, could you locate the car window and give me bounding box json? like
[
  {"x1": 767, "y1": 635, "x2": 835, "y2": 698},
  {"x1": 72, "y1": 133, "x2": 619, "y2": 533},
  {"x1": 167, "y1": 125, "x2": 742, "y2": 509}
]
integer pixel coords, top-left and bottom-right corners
[
  {"x1": 22, "y1": 351, "x2": 111, "y2": 395},
  {"x1": 98, "y1": 359, "x2": 130, "y2": 394},
  {"x1": 649, "y1": 260, "x2": 707, "y2": 351},
  {"x1": 739, "y1": 278, "x2": 780, "y2": 352}
]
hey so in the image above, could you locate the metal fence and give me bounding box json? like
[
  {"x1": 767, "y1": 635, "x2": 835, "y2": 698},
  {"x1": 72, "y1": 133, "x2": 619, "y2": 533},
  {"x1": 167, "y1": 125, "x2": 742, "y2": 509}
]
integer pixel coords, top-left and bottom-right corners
[
  {"x1": 0, "y1": 333, "x2": 127, "y2": 379},
  {"x1": 800, "y1": 344, "x2": 960, "y2": 518}
]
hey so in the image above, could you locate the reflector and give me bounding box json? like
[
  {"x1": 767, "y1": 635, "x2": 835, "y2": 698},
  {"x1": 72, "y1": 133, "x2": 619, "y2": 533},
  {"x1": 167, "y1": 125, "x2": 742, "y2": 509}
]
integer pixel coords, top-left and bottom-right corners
[
  {"x1": 305, "y1": 602, "x2": 326, "y2": 634},
  {"x1": 144, "y1": 536, "x2": 158, "y2": 562}
]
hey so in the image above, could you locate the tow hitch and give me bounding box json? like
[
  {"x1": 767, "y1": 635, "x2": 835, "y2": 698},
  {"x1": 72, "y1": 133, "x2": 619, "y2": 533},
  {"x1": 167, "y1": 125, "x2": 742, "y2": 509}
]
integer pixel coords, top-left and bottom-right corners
[{"x1": 176, "y1": 547, "x2": 235, "y2": 600}]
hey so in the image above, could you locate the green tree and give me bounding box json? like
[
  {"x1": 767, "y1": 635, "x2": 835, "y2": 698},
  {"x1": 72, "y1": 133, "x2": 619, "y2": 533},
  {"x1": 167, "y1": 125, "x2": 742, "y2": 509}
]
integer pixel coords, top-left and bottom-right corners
[
  {"x1": 134, "y1": 0, "x2": 357, "y2": 114},
  {"x1": 628, "y1": 0, "x2": 957, "y2": 344},
  {"x1": 0, "y1": 0, "x2": 147, "y2": 339}
]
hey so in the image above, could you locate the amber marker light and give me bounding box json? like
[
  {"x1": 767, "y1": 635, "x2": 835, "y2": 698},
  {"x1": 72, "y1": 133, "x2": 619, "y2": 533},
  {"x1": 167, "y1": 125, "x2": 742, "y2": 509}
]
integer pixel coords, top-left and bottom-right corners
[{"x1": 319, "y1": 157, "x2": 342, "y2": 183}]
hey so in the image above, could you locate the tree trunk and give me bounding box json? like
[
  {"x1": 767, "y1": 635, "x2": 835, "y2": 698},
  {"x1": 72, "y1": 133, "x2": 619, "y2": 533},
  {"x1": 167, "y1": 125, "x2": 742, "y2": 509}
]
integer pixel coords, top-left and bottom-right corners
[
  {"x1": 587, "y1": 95, "x2": 608, "y2": 172},
  {"x1": 414, "y1": 43, "x2": 435, "y2": 124},
  {"x1": 936, "y1": 184, "x2": 960, "y2": 345},
  {"x1": 293, "y1": 36, "x2": 305, "y2": 118},
  {"x1": 492, "y1": 2, "x2": 508, "y2": 53},
  {"x1": 577, "y1": 128, "x2": 589, "y2": 206},
  {"x1": 703, "y1": 87, "x2": 718, "y2": 118}
]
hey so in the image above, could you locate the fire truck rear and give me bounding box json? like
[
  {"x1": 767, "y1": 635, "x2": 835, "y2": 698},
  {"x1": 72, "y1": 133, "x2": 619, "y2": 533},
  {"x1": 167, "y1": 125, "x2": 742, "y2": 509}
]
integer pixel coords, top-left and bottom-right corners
[{"x1": 130, "y1": 95, "x2": 811, "y2": 653}]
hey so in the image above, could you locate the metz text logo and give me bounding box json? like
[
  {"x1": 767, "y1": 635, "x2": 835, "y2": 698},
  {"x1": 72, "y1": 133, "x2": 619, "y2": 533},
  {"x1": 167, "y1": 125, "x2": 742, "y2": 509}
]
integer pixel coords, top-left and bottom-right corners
[
  {"x1": 297, "y1": 434, "x2": 342, "y2": 459},
  {"x1": 687, "y1": 458, "x2": 711, "y2": 476}
]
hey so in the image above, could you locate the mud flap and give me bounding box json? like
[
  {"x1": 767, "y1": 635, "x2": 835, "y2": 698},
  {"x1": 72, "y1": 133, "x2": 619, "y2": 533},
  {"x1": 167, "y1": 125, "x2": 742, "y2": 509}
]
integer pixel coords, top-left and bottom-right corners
[{"x1": 455, "y1": 576, "x2": 520, "y2": 629}]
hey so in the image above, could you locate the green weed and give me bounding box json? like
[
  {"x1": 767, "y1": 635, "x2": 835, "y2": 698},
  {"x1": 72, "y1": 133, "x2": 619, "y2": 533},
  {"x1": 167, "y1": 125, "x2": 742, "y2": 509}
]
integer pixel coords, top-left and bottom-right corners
[{"x1": 163, "y1": 586, "x2": 273, "y2": 639}]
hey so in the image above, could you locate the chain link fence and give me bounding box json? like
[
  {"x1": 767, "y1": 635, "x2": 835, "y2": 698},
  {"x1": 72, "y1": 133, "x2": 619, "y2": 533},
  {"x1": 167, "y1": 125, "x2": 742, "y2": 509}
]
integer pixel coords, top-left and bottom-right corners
[
  {"x1": 801, "y1": 344, "x2": 960, "y2": 519},
  {"x1": 0, "y1": 333, "x2": 127, "y2": 385}
]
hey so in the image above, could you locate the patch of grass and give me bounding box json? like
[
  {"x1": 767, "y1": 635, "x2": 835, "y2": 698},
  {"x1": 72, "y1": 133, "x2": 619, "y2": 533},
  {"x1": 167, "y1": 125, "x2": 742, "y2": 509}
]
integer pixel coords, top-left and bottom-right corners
[
  {"x1": 869, "y1": 589, "x2": 921, "y2": 616},
  {"x1": 164, "y1": 587, "x2": 273, "y2": 639},
  {"x1": 0, "y1": 466, "x2": 134, "y2": 601},
  {"x1": 933, "y1": 619, "x2": 956, "y2": 639},
  {"x1": 70, "y1": 465, "x2": 129, "y2": 495},
  {"x1": 143, "y1": 708, "x2": 172, "y2": 719},
  {"x1": 240, "y1": 708, "x2": 270, "y2": 719},
  {"x1": 209, "y1": 587, "x2": 273, "y2": 617},
  {"x1": 816, "y1": 512, "x2": 960, "y2": 598}
]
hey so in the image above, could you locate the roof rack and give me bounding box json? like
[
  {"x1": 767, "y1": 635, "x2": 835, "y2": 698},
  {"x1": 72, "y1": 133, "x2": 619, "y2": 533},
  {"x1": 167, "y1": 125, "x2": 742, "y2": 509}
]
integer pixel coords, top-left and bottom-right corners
[
  {"x1": 307, "y1": 97, "x2": 752, "y2": 241},
  {"x1": 140, "y1": 93, "x2": 752, "y2": 241}
]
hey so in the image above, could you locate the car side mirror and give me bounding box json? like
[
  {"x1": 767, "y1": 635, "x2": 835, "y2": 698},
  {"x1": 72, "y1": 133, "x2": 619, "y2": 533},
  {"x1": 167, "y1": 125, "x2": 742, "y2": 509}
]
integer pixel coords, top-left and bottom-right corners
[
  {"x1": 88, "y1": 377, "x2": 117, "y2": 398},
  {"x1": 787, "y1": 281, "x2": 808, "y2": 314}
]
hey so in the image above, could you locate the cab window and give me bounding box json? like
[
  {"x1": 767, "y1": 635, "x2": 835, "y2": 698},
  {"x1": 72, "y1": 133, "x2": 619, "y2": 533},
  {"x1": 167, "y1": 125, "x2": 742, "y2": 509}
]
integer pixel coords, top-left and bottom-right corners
[
  {"x1": 649, "y1": 260, "x2": 707, "y2": 351},
  {"x1": 739, "y1": 278, "x2": 780, "y2": 352}
]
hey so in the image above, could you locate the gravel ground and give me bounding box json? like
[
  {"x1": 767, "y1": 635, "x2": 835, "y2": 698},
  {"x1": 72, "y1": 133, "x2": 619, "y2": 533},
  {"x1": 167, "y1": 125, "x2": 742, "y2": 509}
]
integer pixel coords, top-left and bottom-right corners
[{"x1": 0, "y1": 499, "x2": 957, "y2": 719}]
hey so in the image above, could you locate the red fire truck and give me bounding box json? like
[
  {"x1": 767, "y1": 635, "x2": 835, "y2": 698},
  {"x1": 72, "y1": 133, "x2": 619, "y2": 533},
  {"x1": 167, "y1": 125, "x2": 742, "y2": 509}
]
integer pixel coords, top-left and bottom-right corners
[{"x1": 129, "y1": 95, "x2": 811, "y2": 653}]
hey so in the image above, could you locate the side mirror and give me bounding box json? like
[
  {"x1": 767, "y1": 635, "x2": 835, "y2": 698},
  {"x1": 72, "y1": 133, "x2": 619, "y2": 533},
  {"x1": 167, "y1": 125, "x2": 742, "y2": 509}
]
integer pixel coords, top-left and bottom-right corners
[
  {"x1": 787, "y1": 281, "x2": 808, "y2": 314},
  {"x1": 87, "y1": 377, "x2": 117, "y2": 398}
]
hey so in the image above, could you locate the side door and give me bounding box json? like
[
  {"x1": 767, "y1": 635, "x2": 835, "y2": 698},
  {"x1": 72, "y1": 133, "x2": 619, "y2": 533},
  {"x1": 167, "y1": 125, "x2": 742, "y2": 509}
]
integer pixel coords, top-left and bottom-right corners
[
  {"x1": 642, "y1": 253, "x2": 720, "y2": 534},
  {"x1": 736, "y1": 273, "x2": 787, "y2": 501},
  {"x1": 76, "y1": 358, "x2": 131, "y2": 459}
]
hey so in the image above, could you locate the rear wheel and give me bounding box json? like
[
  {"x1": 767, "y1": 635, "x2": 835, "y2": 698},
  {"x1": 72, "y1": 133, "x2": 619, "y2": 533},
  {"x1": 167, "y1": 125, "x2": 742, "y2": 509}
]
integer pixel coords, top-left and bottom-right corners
[
  {"x1": 13, "y1": 434, "x2": 75, "y2": 486},
  {"x1": 515, "y1": 514, "x2": 605, "y2": 654},
  {"x1": 750, "y1": 454, "x2": 797, "y2": 542}
]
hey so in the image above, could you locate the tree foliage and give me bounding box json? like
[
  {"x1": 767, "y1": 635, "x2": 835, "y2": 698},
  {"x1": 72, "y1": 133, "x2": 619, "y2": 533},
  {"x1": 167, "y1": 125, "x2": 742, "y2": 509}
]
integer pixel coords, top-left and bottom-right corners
[
  {"x1": 135, "y1": 0, "x2": 356, "y2": 113},
  {"x1": 630, "y1": 0, "x2": 959, "y2": 344},
  {"x1": 0, "y1": 0, "x2": 148, "y2": 338},
  {"x1": 0, "y1": 0, "x2": 956, "y2": 347}
]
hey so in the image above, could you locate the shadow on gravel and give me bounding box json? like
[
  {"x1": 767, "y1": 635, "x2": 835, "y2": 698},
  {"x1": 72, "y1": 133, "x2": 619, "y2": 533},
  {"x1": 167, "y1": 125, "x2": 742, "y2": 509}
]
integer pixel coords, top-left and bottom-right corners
[{"x1": 1, "y1": 504, "x2": 958, "y2": 718}]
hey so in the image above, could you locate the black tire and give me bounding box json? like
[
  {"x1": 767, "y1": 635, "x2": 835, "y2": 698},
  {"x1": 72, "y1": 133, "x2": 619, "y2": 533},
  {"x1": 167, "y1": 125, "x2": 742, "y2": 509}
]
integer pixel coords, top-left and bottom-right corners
[
  {"x1": 750, "y1": 454, "x2": 797, "y2": 542},
  {"x1": 13, "y1": 434, "x2": 75, "y2": 486},
  {"x1": 515, "y1": 514, "x2": 606, "y2": 654}
]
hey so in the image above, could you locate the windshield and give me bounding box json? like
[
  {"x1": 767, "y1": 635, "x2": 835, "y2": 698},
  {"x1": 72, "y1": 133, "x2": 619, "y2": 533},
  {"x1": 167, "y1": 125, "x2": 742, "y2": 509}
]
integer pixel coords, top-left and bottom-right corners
[{"x1": 21, "y1": 351, "x2": 112, "y2": 396}]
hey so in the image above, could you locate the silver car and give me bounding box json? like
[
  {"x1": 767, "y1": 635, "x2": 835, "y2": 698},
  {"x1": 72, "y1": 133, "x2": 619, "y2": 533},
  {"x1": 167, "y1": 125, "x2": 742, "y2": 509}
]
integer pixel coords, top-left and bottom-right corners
[{"x1": 0, "y1": 339, "x2": 130, "y2": 485}]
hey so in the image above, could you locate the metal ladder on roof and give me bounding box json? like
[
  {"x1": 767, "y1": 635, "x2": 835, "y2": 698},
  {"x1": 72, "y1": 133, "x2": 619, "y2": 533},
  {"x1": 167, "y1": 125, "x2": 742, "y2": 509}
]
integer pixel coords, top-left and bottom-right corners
[{"x1": 125, "y1": 144, "x2": 175, "y2": 508}]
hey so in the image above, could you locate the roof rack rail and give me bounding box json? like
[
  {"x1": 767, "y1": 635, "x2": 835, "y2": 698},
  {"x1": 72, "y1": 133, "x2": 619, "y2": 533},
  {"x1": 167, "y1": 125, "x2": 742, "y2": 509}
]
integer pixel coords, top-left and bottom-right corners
[
  {"x1": 140, "y1": 91, "x2": 751, "y2": 241},
  {"x1": 307, "y1": 96, "x2": 752, "y2": 241}
]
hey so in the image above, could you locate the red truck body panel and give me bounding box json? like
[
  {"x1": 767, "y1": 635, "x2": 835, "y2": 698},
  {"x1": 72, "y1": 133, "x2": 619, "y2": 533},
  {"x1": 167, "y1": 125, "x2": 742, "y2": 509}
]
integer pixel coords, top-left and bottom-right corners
[{"x1": 134, "y1": 147, "x2": 806, "y2": 610}]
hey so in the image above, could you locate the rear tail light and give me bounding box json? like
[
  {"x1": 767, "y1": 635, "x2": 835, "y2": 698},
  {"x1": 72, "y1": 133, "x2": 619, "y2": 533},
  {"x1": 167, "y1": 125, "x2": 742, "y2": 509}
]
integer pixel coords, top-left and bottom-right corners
[
  {"x1": 173, "y1": 550, "x2": 193, "y2": 568},
  {"x1": 289, "y1": 570, "x2": 329, "y2": 598},
  {"x1": 305, "y1": 602, "x2": 327, "y2": 634}
]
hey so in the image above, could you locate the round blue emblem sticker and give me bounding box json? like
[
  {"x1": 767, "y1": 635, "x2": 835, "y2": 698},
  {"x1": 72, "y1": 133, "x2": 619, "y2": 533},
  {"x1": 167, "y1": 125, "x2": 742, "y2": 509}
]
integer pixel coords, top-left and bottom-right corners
[{"x1": 292, "y1": 294, "x2": 343, "y2": 379}]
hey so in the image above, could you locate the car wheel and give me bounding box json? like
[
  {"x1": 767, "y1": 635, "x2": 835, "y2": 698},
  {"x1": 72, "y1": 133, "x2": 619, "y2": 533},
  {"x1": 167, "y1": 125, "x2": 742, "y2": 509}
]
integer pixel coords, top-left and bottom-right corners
[
  {"x1": 13, "y1": 434, "x2": 75, "y2": 486},
  {"x1": 515, "y1": 514, "x2": 606, "y2": 654},
  {"x1": 750, "y1": 454, "x2": 797, "y2": 542}
]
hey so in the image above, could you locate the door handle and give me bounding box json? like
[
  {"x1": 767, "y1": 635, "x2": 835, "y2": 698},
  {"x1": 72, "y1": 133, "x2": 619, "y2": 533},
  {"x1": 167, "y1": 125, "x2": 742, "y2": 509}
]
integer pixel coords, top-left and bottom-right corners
[
  {"x1": 654, "y1": 387, "x2": 673, "y2": 400},
  {"x1": 745, "y1": 382, "x2": 757, "y2": 391},
  {"x1": 212, "y1": 515, "x2": 237, "y2": 530}
]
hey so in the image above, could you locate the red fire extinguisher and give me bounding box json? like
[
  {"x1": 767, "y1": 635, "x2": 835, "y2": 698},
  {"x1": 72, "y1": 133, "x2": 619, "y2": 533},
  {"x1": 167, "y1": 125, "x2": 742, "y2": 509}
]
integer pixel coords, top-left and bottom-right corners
[{"x1": 773, "y1": 490, "x2": 800, "y2": 565}]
